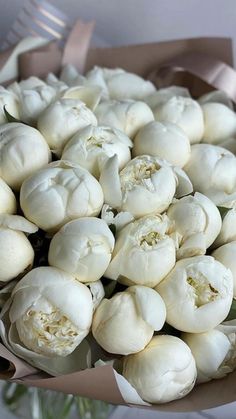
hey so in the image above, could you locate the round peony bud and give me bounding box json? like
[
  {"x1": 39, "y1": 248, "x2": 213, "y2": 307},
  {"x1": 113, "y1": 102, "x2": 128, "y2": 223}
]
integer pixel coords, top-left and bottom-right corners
[
  {"x1": 20, "y1": 161, "x2": 104, "y2": 233},
  {"x1": 0, "y1": 214, "x2": 37, "y2": 283},
  {"x1": 122, "y1": 335, "x2": 197, "y2": 404},
  {"x1": 154, "y1": 96, "x2": 204, "y2": 144},
  {"x1": 0, "y1": 123, "x2": 51, "y2": 190},
  {"x1": 94, "y1": 99, "x2": 154, "y2": 139},
  {"x1": 0, "y1": 178, "x2": 17, "y2": 215},
  {"x1": 92, "y1": 285, "x2": 166, "y2": 355},
  {"x1": 212, "y1": 241, "x2": 236, "y2": 298},
  {"x1": 62, "y1": 124, "x2": 132, "y2": 178},
  {"x1": 133, "y1": 121, "x2": 191, "y2": 167},
  {"x1": 37, "y1": 98, "x2": 97, "y2": 156},
  {"x1": 201, "y1": 102, "x2": 236, "y2": 145},
  {"x1": 49, "y1": 217, "x2": 115, "y2": 282}
]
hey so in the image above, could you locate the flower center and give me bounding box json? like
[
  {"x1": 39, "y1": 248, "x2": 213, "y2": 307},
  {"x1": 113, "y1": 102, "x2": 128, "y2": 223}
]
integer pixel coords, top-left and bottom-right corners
[
  {"x1": 16, "y1": 305, "x2": 81, "y2": 357},
  {"x1": 187, "y1": 275, "x2": 219, "y2": 308},
  {"x1": 120, "y1": 160, "x2": 160, "y2": 192},
  {"x1": 139, "y1": 231, "x2": 163, "y2": 248}
]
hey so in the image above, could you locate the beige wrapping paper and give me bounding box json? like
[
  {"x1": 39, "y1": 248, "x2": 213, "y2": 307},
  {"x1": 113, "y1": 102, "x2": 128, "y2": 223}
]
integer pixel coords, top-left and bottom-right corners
[{"x1": 0, "y1": 35, "x2": 236, "y2": 411}]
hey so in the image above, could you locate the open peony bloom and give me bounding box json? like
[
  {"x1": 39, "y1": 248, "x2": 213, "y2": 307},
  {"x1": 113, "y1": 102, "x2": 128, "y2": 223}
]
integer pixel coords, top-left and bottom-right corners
[
  {"x1": 92, "y1": 285, "x2": 166, "y2": 355},
  {"x1": 153, "y1": 96, "x2": 204, "y2": 144},
  {"x1": 133, "y1": 121, "x2": 191, "y2": 167},
  {"x1": 37, "y1": 98, "x2": 97, "y2": 156},
  {"x1": 212, "y1": 241, "x2": 236, "y2": 298},
  {"x1": 122, "y1": 335, "x2": 197, "y2": 404},
  {"x1": 182, "y1": 320, "x2": 236, "y2": 383},
  {"x1": 48, "y1": 217, "x2": 115, "y2": 283},
  {"x1": 0, "y1": 123, "x2": 51, "y2": 190},
  {"x1": 184, "y1": 144, "x2": 236, "y2": 205},
  {"x1": 198, "y1": 90, "x2": 233, "y2": 110},
  {"x1": 20, "y1": 161, "x2": 104, "y2": 233},
  {"x1": 0, "y1": 87, "x2": 19, "y2": 124},
  {"x1": 61, "y1": 125, "x2": 132, "y2": 178},
  {"x1": 201, "y1": 103, "x2": 236, "y2": 145},
  {"x1": 86, "y1": 66, "x2": 156, "y2": 100},
  {"x1": 6, "y1": 267, "x2": 93, "y2": 358},
  {"x1": 144, "y1": 86, "x2": 190, "y2": 111},
  {"x1": 0, "y1": 178, "x2": 16, "y2": 215},
  {"x1": 105, "y1": 214, "x2": 176, "y2": 287},
  {"x1": 94, "y1": 99, "x2": 154, "y2": 138},
  {"x1": 0, "y1": 214, "x2": 37, "y2": 283},
  {"x1": 100, "y1": 154, "x2": 192, "y2": 218},
  {"x1": 167, "y1": 192, "x2": 222, "y2": 259},
  {"x1": 156, "y1": 255, "x2": 233, "y2": 333}
]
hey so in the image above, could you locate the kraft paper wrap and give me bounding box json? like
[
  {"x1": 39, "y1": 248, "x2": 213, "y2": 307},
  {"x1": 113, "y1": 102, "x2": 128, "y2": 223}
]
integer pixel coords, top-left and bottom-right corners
[{"x1": 0, "y1": 33, "x2": 236, "y2": 411}]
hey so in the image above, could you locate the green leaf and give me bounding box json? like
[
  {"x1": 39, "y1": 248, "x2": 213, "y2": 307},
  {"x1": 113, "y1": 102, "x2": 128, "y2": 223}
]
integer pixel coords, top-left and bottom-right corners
[
  {"x1": 226, "y1": 299, "x2": 236, "y2": 321},
  {"x1": 3, "y1": 106, "x2": 22, "y2": 124},
  {"x1": 217, "y1": 206, "x2": 231, "y2": 219}
]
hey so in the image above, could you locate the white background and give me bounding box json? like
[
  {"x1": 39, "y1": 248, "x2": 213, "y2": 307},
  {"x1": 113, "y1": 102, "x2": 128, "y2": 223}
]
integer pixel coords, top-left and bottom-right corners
[{"x1": 0, "y1": 1, "x2": 235, "y2": 418}]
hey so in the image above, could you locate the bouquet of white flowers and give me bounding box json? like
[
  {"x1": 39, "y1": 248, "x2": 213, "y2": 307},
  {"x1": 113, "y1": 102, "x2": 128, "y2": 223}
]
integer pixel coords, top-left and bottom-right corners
[{"x1": 0, "y1": 23, "x2": 235, "y2": 413}]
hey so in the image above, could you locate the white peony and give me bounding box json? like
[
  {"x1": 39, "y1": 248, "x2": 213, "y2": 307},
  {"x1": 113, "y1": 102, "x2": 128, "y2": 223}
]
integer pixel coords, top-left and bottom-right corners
[
  {"x1": 212, "y1": 241, "x2": 236, "y2": 298},
  {"x1": 184, "y1": 144, "x2": 236, "y2": 205},
  {"x1": 105, "y1": 214, "x2": 176, "y2": 287},
  {"x1": 37, "y1": 98, "x2": 97, "y2": 156},
  {"x1": 20, "y1": 160, "x2": 104, "y2": 233},
  {"x1": 167, "y1": 192, "x2": 222, "y2": 259},
  {"x1": 154, "y1": 96, "x2": 204, "y2": 144},
  {"x1": 0, "y1": 178, "x2": 17, "y2": 215},
  {"x1": 7, "y1": 266, "x2": 93, "y2": 357},
  {"x1": 156, "y1": 255, "x2": 233, "y2": 333},
  {"x1": 92, "y1": 285, "x2": 166, "y2": 355},
  {"x1": 0, "y1": 123, "x2": 51, "y2": 190},
  {"x1": 100, "y1": 154, "x2": 192, "y2": 218},
  {"x1": 16, "y1": 85, "x2": 56, "y2": 125},
  {"x1": 0, "y1": 214, "x2": 37, "y2": 283},
  {"x1": 182, "y1": 320, "x2": 236, "y2": 383},
  {"x1": 122, "y1": 335, "x2": 196, "y2": 403},
  {"x1": 61, "y1": 125, "x2": 132, "y2": 178},
  {"x1": 61, "y1": 85, "x2": 103, "y2": 111},
  {"x1": 201, "y1": 103, "x2": 236, "y2": 145},
  {"x1": 94, "y1": 99, "x2": 154, "y2": 138},
  {"x1": 133, "y1": 121, "x2": 191, "y2": 167},
  {"x1": 48, "y1": 217, "x2": 115, "y2": 282}
]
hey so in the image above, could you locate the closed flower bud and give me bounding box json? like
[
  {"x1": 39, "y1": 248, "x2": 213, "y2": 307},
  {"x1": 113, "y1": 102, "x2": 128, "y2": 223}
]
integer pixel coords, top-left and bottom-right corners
[
  {"x1": 37, "y1": 99, "x2": 97, "y2": 156},
  {"x1": 49, "y1": 217, "x2": 114, "y2": 282},
  {"x1": 133, "y1": 121, "x2": 191, "y2": 167},
  {"x1": 201, "y1": 103, "x2": 236, "y2": 145},
  {"x1": 0, "y1": 214, "x2": 37, "y2": 283},
  {"x1": 0, "y1": 178, "x2": 17, "y2": 214},
  {"x1": 122, "y1": 335, "x2": 196, "y2": 403},
  {"x1": 154, "y1": 96, "x2": 204, "y2": 144},
  {"x1": 20, "y1": 161, "x2": 104, "y2": 233},
  {"x1": 92, "y1": 285, "x2": 166, "y2": 355},
  {"x1": 0, "y1": 123, "x2": 51, "y2": 190},
  {"x1": 62, "y1": 125, "x2": 132, "y2": 178},
  {"x1": 94, "y1": 99, "x2": 154, "y2": 139}
]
